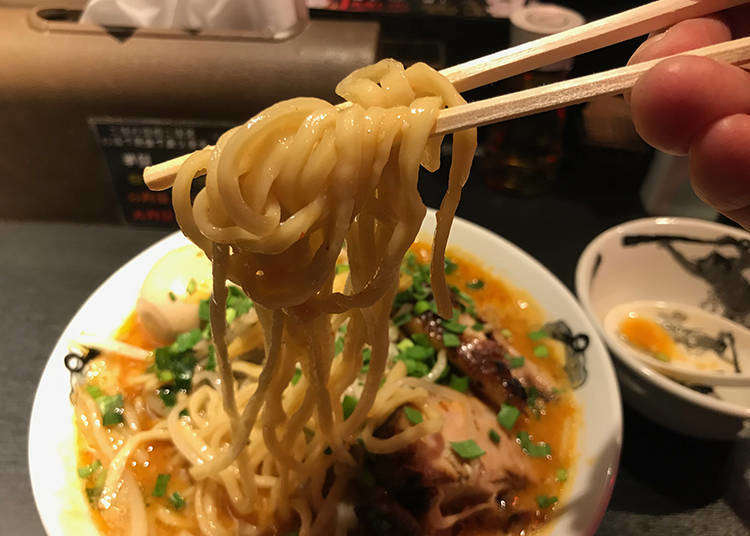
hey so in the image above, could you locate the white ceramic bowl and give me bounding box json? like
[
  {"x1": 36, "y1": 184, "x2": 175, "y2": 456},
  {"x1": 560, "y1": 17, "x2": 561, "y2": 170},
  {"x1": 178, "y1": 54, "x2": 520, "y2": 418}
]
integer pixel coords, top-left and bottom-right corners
[
  {"x1": 30, "y1": 212, "x2": 622, "y2": 536},
  {"x1": 576, "y1": 217, "x2": 750, "y2": 439}
]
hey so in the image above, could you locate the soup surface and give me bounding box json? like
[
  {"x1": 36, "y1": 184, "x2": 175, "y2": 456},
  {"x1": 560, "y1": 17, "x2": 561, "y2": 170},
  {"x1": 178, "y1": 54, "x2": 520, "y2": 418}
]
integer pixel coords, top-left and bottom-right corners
[{"x1": 72, "y1": 243, "x2": 579, "y2": 535}]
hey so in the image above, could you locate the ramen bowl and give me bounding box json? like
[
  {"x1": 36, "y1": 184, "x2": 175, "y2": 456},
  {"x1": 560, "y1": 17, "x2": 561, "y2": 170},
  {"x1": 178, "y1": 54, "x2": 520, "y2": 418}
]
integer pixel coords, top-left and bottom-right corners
[
  {"x1": 576, "y1": 217, "x2": 750, "y2": 439},
  {"x1": 30, "y1": 211, "x2": 622, "y2": 535}
]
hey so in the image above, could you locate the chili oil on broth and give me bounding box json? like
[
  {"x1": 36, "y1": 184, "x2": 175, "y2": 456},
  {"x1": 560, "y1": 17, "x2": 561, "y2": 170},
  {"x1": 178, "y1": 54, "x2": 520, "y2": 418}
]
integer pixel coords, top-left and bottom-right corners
[
  {"x1": 410, "y1": 242, "x2": 580, "y2": 535},
  {"x1": 72, "y1": 246, "x2": 579, "y2": 536}
]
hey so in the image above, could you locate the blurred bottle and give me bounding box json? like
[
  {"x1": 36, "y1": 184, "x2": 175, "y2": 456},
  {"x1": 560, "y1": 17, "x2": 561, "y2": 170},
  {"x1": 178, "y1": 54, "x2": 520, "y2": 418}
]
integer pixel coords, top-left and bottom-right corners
[{"x1": 483, "y1": 3, "x2": 584, "y2": 195}]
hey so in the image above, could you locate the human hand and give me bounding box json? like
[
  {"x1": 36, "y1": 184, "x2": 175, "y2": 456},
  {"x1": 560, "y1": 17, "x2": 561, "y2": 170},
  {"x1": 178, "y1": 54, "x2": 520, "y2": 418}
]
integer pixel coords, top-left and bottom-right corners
[{"x1": 627, "y1": 6, "x2": 750, "y2": 228}]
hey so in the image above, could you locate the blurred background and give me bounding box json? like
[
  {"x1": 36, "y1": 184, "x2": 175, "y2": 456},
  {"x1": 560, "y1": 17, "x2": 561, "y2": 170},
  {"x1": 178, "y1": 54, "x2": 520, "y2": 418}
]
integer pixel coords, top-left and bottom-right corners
[{"x1": 0, "y1": 0, "x2": 705, "y2": 228}]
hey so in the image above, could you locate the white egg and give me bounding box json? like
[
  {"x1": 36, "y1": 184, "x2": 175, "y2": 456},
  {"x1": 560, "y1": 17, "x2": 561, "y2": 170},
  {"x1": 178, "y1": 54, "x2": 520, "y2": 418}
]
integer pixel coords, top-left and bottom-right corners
[{"x1": 136, "y1": 245, "x2": 212, "y2": 344}]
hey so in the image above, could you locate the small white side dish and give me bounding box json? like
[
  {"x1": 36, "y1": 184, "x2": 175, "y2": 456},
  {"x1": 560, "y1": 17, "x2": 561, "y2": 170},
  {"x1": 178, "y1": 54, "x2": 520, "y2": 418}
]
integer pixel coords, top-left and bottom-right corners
[{"x1": 576, "y1": 217, "x2": 750, "y2": 439}]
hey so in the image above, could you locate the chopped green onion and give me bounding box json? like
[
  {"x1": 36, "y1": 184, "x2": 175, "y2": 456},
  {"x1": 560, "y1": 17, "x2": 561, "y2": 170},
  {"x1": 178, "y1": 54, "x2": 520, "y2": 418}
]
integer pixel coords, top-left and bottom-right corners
[
  {"x1": 508, "y1": 356, "x2": 525, "y2": 368},
  {"x1": 86, "y1": 385, "x2": 103, "y2": 399},
  {"x1": 77, "y1": 460, "x2": 102, "y2": 479},
  {"x1": 362, "y1": 347, "x2": 372, "y2": 363},
  {"x1": 324, "y1": 446, "x2": 332, "y2": 455},
  {"x1": 168, "y1": 291, "x2": 177, "y2": 302},
  {"x1": 198, "y1": 300, "x2": 210, "y2": 322},
  {"x1": 169, "y1": 492, "x2": 185, "y2": 510},
  {"x1": 158, "y1": 386, "x2": 177, "y2": 407},
  {"x1": 536, "y1": 495, "x2": 558, "y2": 509},
  {"x1": 555, "y1": 468, "x2": 568, "y2": 482},
  {"x1": 528, "y1": 329, "x2": 548, "y2": 341},
  {"x1": 152, "y1": 474, "x2": 170, "y2": 497},
  {"x1": 442, "y1": 320, "x2": 467, "y2": 334},
  {"x1": 442, "y1": 333, "x2": 461, "y2": 347},
  {"x1": 517, "y1": 431, "x2": 551, "y2": 458},
  {"x1": 99, "y1": 394, "x2": 124, "y2": 426},
  {"x1": 404, "y1": 406, "x2": 423, "y2": 425},
  {"x1": 170, "y1": 329, "x2": 202, "y2": 354},
  {"x1": 225, "y1": 308, "x2": 237, "y2": 324},
  {"x1": 400, "y1": 358, "x2": 430, "y2": 377},
  {"x1": 179, "y1": 409, "x2": 189, "y2": 418},
  {"x1": 450, "y1": 439, "x2": 485, "y2": 460},
  {"x1": 393, "y1": 313, "x2": 413, "y2": 327},
  {"x1": 335, "y1": 264, "x2": 349, "y2": 274},
  {"x1": 397, "y1": 338, "x2": 414, "y2": 352},
  {"x1": 157, "y1": 370, "x2": 174, "y2": 382},
  {"x1": 205, "y1": 345, "x2": 216, "y2": 372},
  {"x1": 444, "y1": 257, "x2": 458, "y2": 275},
  {"x1": 526, "y1": 386, "x2": 540, "y2": 409},
  {"x1": 291, "y1": 367, "x2": 302, "y2": 385},
  {"x1": 334, "y1": 337, "x2": 345, "y2": 355},
  {"x1": 411, "y1": 333, "x2": 431, "y2": 347},
  {"x1": 342, "y1": 395, "x2": 358, "y2": 420},
  {"x1": 500, "y1": 328, "x2": 513, "y2": 339},
  {"x1": 449, "y1": 374, "x2": 469, "y2": 393},
  {"x1": 472, "y1": 322, "x2": 485, "y2": 332},
  {"x1": 186, "y1": 278, "x2": 197, "y2": 295},
  {"x1": 466, "y1": 279, "x2": 484, "y2": 290},
  {"x1": 400, "y1": 345, "x2": 435, "y2": 361},
  {"x1": 488, "y1": 429, "x2": 501, "y2": 444},
  {"x1": 533, "y1": 345, "x2": 549, "y2": 358},
  {"x1": 497, "y1": 403, "x2": 520, "y2": 430},
  {"x1": 414, "y1": 300, "x2": 432, "y2": 315}
]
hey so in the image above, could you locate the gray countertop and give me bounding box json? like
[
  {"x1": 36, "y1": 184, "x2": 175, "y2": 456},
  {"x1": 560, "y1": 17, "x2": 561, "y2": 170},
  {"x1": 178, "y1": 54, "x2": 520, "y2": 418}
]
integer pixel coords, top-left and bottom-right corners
[{"x1": 1, "y1": 220, "x2": 747, "y2": 535}]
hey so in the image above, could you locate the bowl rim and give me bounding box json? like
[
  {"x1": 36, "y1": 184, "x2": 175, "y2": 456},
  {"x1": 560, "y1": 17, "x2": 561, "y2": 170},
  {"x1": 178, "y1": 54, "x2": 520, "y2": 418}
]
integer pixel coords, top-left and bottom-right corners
[
  {"x1": 575, "y1": 216, "x2": 750, "y2": 419},
  {"x1": 29, "y1": 212, "x2": 624, "y2": 536}
]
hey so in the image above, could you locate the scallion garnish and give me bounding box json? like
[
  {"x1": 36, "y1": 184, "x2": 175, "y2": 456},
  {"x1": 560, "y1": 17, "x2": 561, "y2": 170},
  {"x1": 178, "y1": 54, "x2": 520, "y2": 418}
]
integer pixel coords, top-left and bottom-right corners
[
  {"x1": 411, "y1": 333, "x2": 431, "y2": 347},
  {"x1": 442, "y1": 333, "x2": 461, "y2": 347},
  {"x1": 397, "y1": 338, "x2": 414, "y2": 352},
  {"x1": 186, "y1": 278, "x2": 197, "y2": 295},
  {"x1": 534, "y1": 345, "x2": 549, "y2": 358},
  {"x1": 500, "y1": 328, "x2": 512, "y2": 339},
  {"x1": 472, "y1": 322, "x2": 484, "y2": 332},
  {"x1": 466, "y1": 279, "x2": 484, "y2": 290},
  {"x1": 442, "y1": 320, "x2": 467, "y2": 334},
  {"x1": 206, "y1": 345, "x2": 216, "y2": 371},
  {"x1": 334, "y1": 337, "x2": 345, "y2": 355},
  {"x1": 450, "y1": 439, "x2": 485, "y2": 460},
  {"x1": 335, "y1": 264, "x2": 349, "y2": 274},
  {"x1": 449, "y1": 374, "x2": 469, "y2": 393},
  {"x1": 528, "y1": 329, "x2": 548, "y2": 341},
  {"x1": 342, "y1": 395, "x2": 357, "y2": 420},
  {"x1": 444, "y1": 257, "x2": 458, "y2": 275},
  {"x1": 508, "y1": 356, "x2": 525, "y2": 368},
  {"x1": 404, "y1": 406, "x2": 423, "y2": 425},
  {"x1": 517, "y1": 431, "x2": 551, "y2": 458},
  {"x1": 414, "y1": 300, "x2": 432, "y2": 315},
  {"x1": 169, "y1": 492, "x2": 185, "y2": 510},
  {"x1": 152, "y1": 473, "x2": 170, "y2": 497},
  {"x1": 291, "y1": 367, "x2": 302, "y2": 385},
  {"x1": 536, "y1": 495, "x2": 558, "y2": 509},
  {"x1": 168, "y1": 291, "x2": 177, "y2": 302},
  {"x1": 393, "y1": 312, "x2": 413, "y2": 327},
  {"x1": 77, "y1": 460, "x2": 102, "y2": 479},
  {"x1": 497, "y1": 403, "x2": 520, "y2": 430},
  {"x1": 98, "y1": 394, "x2": 124, "y2": 426},
  {"x1": 555, "y1": 468, "x2": 568, "y2": 482},
  {"x1": 488, "y1": 429, "x2": 501, "y2": 444}
]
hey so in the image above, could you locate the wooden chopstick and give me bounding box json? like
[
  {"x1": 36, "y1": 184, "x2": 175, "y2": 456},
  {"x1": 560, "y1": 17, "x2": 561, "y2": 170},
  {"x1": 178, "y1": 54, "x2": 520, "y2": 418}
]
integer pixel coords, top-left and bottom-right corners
[
  {"x1": 144, "y1": 0, "x2": 749, "y2": 190},
  {"x1": 435, "y1": 37, "x2": 750, "y2": 136},
  {"x1": 442, "y1": 0, "x2": 748, "y2": 92}
]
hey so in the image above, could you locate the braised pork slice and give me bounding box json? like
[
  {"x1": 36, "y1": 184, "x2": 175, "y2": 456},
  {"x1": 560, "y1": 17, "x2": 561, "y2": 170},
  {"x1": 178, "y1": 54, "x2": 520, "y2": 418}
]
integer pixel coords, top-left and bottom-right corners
[{"x1": 359, "y1": 393, "x2": 534, "y2": 535}]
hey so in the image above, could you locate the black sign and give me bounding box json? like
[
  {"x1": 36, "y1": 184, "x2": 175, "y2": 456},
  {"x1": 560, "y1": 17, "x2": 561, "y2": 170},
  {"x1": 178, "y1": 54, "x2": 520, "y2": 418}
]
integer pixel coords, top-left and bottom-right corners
[{"x1": 89, "y1": 118, "x2": 234, "y2": 227}]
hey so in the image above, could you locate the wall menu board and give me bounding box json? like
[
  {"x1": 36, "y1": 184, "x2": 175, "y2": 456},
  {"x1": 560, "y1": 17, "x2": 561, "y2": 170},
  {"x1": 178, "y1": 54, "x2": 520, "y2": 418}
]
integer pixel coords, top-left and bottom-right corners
[{"x1": 90, "y1": 118, "x2": 234, "y2": 227}]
